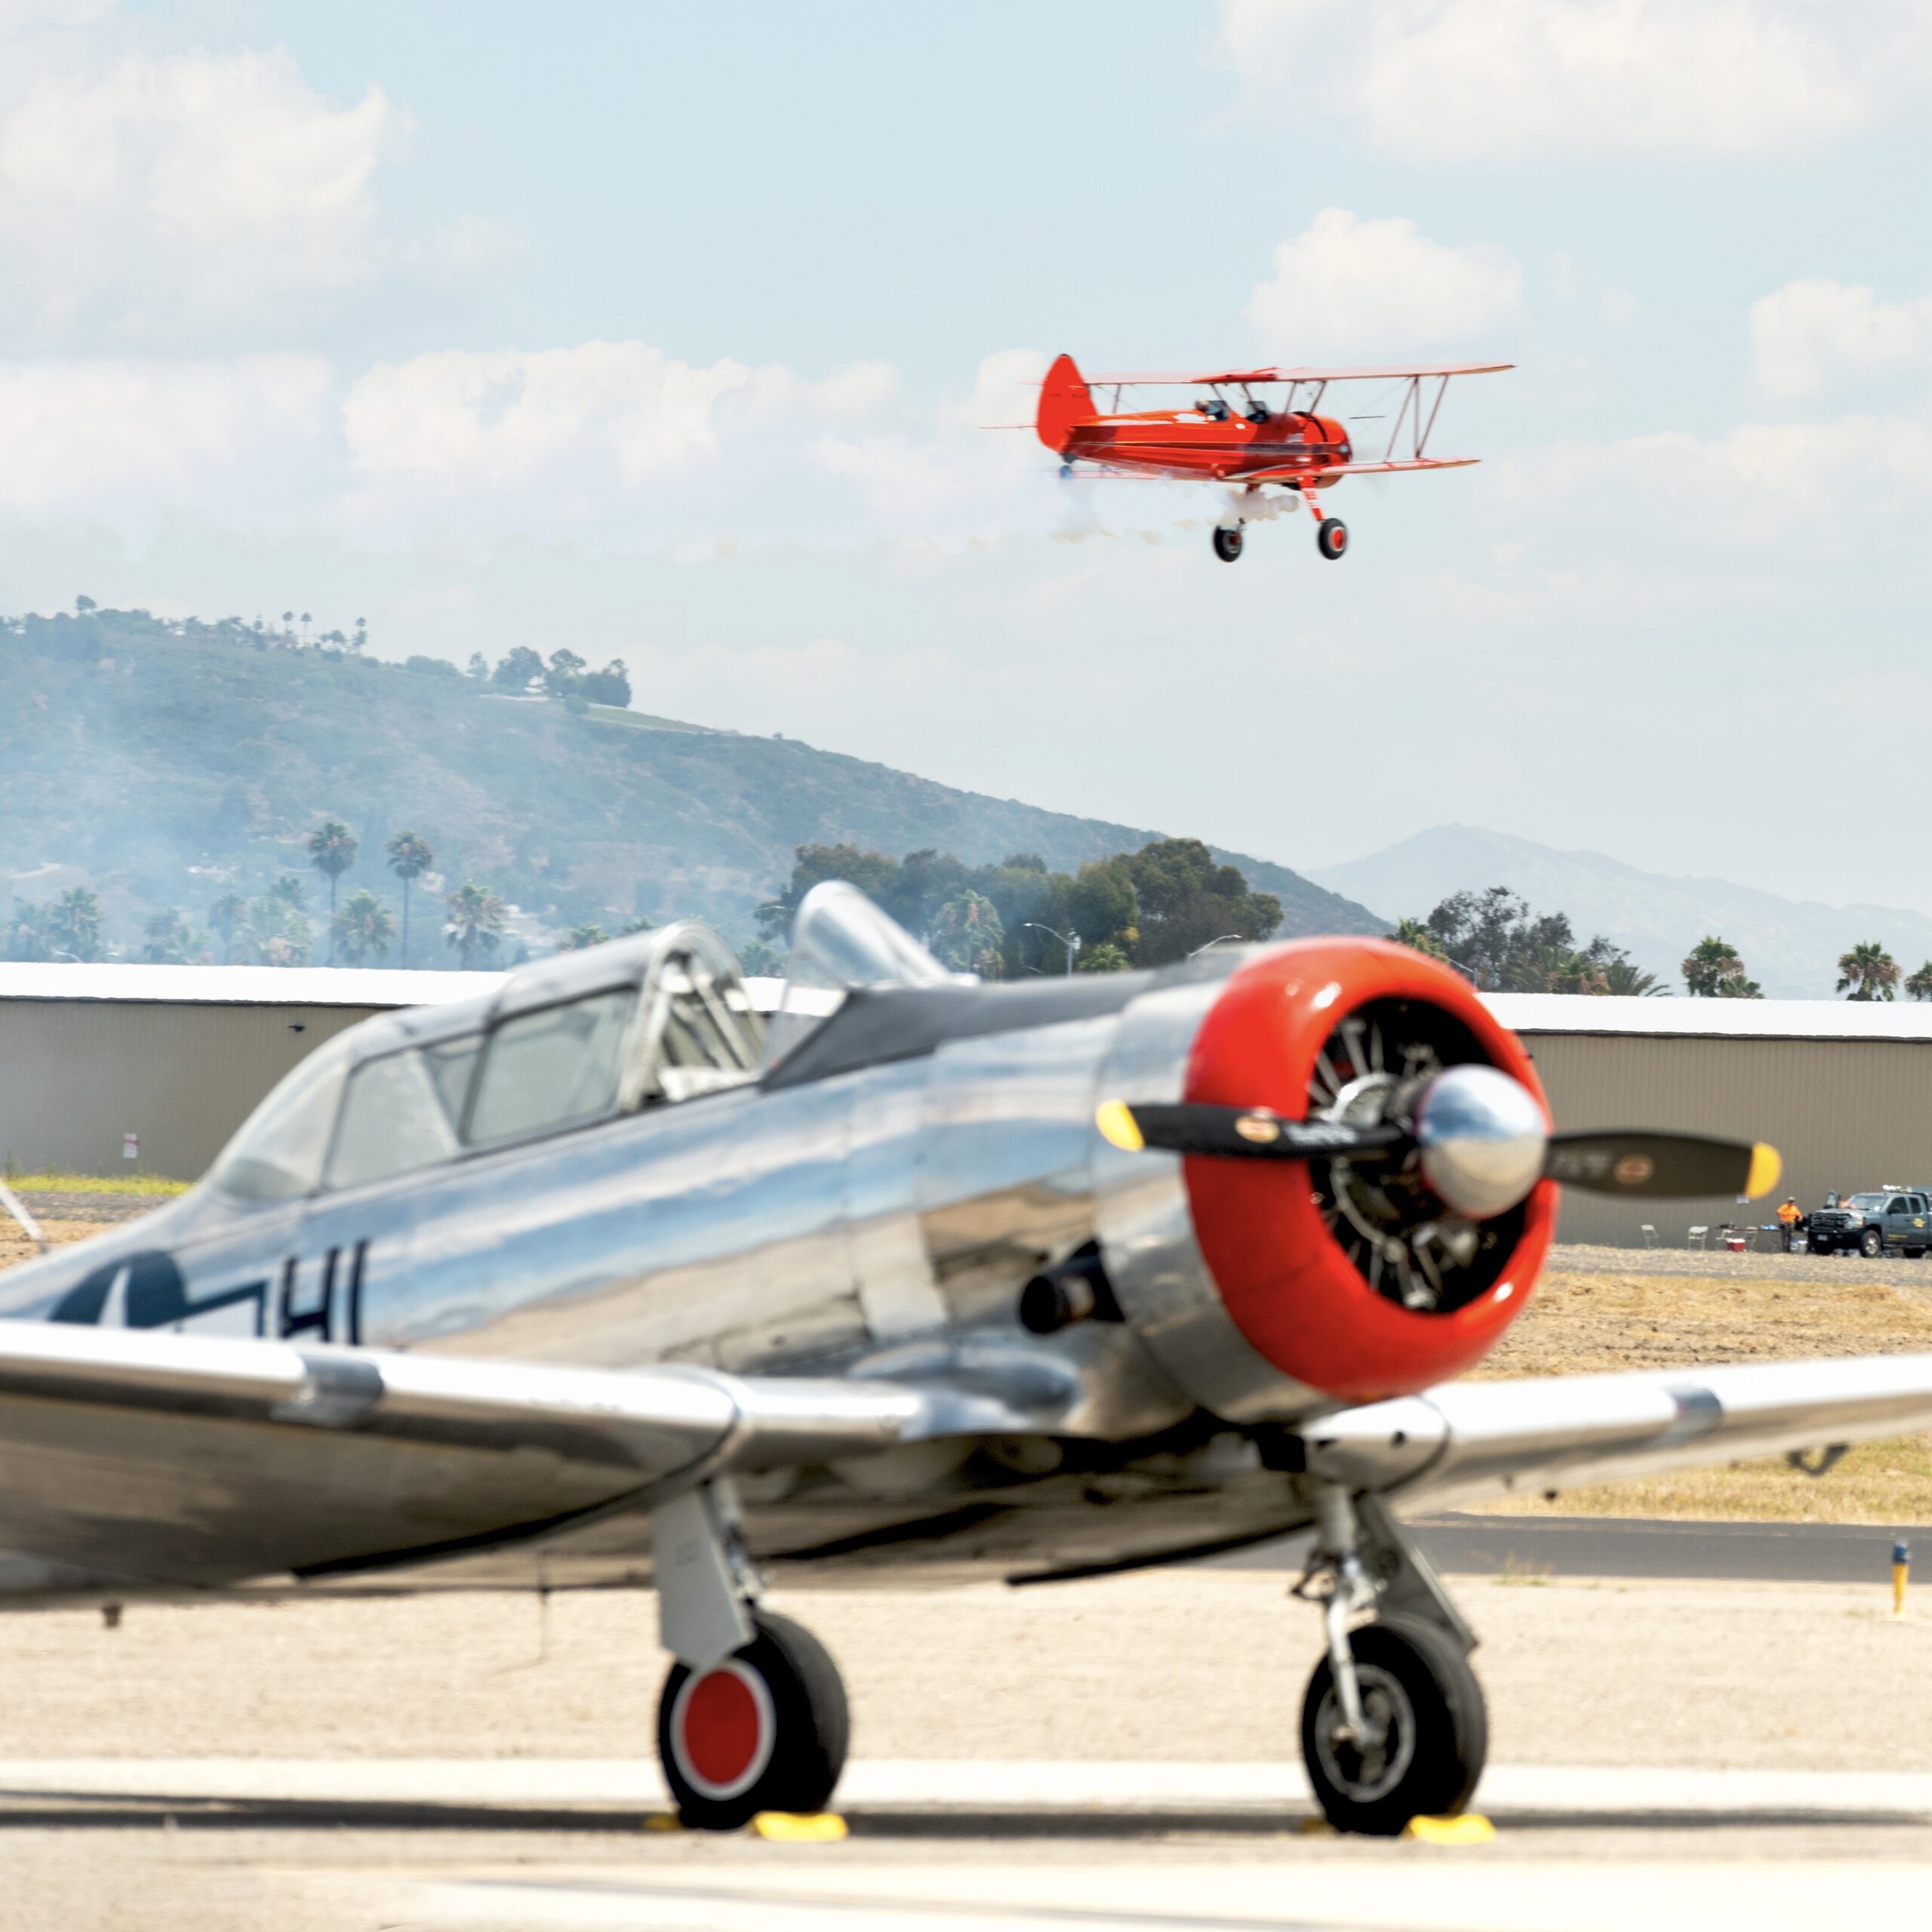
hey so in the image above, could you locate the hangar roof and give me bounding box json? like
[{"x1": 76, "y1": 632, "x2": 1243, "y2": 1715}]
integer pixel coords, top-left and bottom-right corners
[
  {"x1": 0, "y1": 962, "x2": 504, "y2": 1007},
  {"x1": 1487, "y1": 993, "x2": 1932, "y2": 1044}
]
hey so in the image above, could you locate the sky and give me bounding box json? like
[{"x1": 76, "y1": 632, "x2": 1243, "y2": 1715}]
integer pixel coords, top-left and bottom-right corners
[{"x1": 2, "y1": 1, "x2": 1929, "y2": 906}]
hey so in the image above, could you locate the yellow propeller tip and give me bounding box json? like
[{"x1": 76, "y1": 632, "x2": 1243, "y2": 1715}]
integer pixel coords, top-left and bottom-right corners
[
  {"x1": 1094, "y1": 1100, "x2": 1144, "y2": 1152},
  {"x1": 1746, "y1": 1143, "x2": 1781, "y2": 1200}
]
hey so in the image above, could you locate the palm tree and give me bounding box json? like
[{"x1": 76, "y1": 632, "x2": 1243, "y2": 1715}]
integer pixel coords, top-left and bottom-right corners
[
  {"x1": 1600, "y1": 958, "x2": 1668, "y2": 997},
  {"x1": 1908, "y1": 963, "x2": 1932, "y2": 1002},
  {"x1": 1682, "y1": 935, "x2": 1760, "y2": 998},
  {"x1": 384, "y1": 831, "x2": 435, "y2": 967},
  {"x1": 331, "y1": 889, "x2": 395, "y2": 966},
  {"x1": 1837, "y1": 940, "x2": 1901, "y2": 1001},
  {"x1": 49, "y1": 888, "x2": 104, "y2": 961},
  {"x1": 307, "y1": 820, "x2": 358, "y2": 962},
  {"x1": 208, "y1": 892, "x2": 248, "y2": 964},
  {"x1": 141, "y1": 909, "x2": 208, "y2": 964},
  {"x1": 300, "y1": 611, "x2": 312, "y2": 645},
  {"x1": 445, "y1": 881, "x2": 506, "y2": 969},
  {"x1": 1388, "y1": 916, "x2": 1450, "y2": 961}
]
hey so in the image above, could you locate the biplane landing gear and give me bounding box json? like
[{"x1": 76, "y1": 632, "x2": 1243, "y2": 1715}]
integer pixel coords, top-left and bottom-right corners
[
  {"x1": 1212, "y1": 525, "x2": 1244, "y2": 563},
  {"x1": 652, "y1": 1480, "x2": 849, "y2": 1829},
  {"x1": 1295, "y1": 1485, "x2": 1487, "y2": 1835},
  {"x1": 1316, "y1": 516, "x2": 1349, "y2": 561}
]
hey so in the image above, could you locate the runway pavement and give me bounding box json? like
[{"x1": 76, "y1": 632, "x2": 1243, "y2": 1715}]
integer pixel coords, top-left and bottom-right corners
[
  {"x1": 1216, "y1": 1512, "x2": 1931, "y2": 1584},
  {"x1": 3, "y1": 1558, "x2": 1930, "y2": 1930}
]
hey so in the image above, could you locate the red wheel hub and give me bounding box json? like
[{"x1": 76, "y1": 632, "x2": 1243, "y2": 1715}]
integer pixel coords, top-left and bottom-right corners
[{"x1": 673, "y1": 1663, "x2": 774, "y2": 1795}]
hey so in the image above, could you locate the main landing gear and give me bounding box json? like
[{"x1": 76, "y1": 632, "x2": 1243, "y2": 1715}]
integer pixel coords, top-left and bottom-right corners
[
  {"x1": 1294, "y1": 1485, "x2": 1486, "y2": 1834},
  {"x1": 1208, "y1": 500, "x2": 1349, "y2": 562},
  {"x1": 651, "y1": 1480, "x2": 849, "y2": 1829}
]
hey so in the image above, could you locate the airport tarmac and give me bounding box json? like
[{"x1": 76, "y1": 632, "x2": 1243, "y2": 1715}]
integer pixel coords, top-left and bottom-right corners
[{"x1": 2, "y1": 1550, "x2": 1931, "y2": 1930}]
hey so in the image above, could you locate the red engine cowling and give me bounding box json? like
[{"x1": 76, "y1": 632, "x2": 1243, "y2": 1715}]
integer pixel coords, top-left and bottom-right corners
[{"x1": 1182, "y1": 939, "x2": 1554, "y2": 1404}]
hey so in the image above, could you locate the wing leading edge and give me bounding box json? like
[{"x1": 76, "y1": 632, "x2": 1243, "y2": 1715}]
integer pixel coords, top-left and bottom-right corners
[
  {"x1": 0, "y1": 1322, "x2": 953, "y2": 1594},
  {"x1": 1303, "y1": 1355, "x2": 1932, "y2": 1511}
]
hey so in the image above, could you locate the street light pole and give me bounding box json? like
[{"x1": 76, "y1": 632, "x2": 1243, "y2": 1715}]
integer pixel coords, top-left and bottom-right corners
[
  {"x1": 1189, "y1": 934, "x2": 1243, "y2": 958},
  {"x1": 1024, "y1": 922, "x2": 1081, "y2": 975}
]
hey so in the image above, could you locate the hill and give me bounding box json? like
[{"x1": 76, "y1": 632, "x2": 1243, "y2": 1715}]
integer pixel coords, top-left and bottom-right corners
[
  {"x1": 0, "y1": 611, "x2": 1382, "y2": 960},
  {"x1": 1310, "y1": 825, "x2": 1932, "y2": 999}
]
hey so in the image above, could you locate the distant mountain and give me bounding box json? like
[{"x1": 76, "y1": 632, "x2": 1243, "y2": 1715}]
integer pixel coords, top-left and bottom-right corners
[
  {"x1": 1310, "y1": 825, "x2": 1932, "y2": 998},
  {"x1": 0, "y1": 613, "x2": 1382, "y2": 958}
]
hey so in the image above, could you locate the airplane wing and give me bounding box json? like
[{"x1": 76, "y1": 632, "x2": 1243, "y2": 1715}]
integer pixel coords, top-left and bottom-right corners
[
  {"x1": 1303, "y1": 1356, "x2": 1932, "y2": 1512},
  {"x1": 1239, "y1": 457, "x2": 1480, "y2": 481},
  {"x1": 0, "y1": 1322, "x2": 998, "y2": 1593},
  {"x1": 1082, "y1": 363, "x2": 1513, "y2": 386}
]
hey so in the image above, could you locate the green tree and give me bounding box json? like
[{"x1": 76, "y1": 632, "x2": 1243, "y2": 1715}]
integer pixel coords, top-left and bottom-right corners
[
  {"x1": 466, "y1": 651, "x2": 489, "y2": 681},
  {"x1": 384, "y1": 830, "x2": 435, "y2": 968},
  {"x1": 929, "y1": 891, "x2": 1004, "y2": 974},
  {"x1": 141, "y1": 909, "x2": 208, "y2": 964},
  {"x1": 544, "y1": 648, "x2": 588, "y2": 697},
  {"x1": 239, "y1": 884, "x2": 311, "y2": 967},
  {"x1": 445, "y1": 881, "x2": 507, "y2": 968},
  {"x1": 208, "y1": 892, "x2": 248, "y2": 964},
  {"x1": 2, "y1": 900, "x2": 53, "y2": 961},
  {"x1": 491, "y1": 646, "x2": 545, "y2": 691},
  {"x1": 1908, "y1": 963, "x2": 1932, "y2": 1002},
  {"x1": 331, "y1": 888, "x2": 395, "y2": 965},
  {"x1": 307, "y1": 820, "x2": 358, "y2": 961},
  {"x1": 1838, "y1": 940, "x2": 1901, "y2": 1001},
  {"x1": 1077, "y1": 940, "x2": 1131, "y2": 973},
  {"x1": 1124, "y1": 838, "x2": 1280, "y2": 966},
  {"x1": 47, "y1": 888, "x2": 105, "y2": 961},
  {"x1": 564, "y1": 922, "x2": 609, "y2": 949},
  {"x1": 1600, "y1": 958, "x2": 1668, "y2": 997},
  {"x1": 1683, "y1": 935, "x2": 1759, "y2": 998},
  {"x1": 1389, "y1": 916, "x2": 1450, "y2": 961},
  {"x1": 581, "y1": 658, "x2": 632, "y2": 706}
]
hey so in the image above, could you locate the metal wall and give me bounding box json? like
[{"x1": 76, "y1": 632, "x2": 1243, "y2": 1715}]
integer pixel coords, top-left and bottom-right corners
[
  {"x1": 0, "y1": 1001, "x2": 383, "y2": 1181},
  {"x1": 1524, "y1": 1031, "x2": 1932, "y2": 1247}
]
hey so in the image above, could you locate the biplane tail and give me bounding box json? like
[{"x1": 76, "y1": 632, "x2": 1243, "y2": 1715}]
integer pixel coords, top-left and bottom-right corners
[{"x1": 1035, "y1": 352, "x2": 1094, "y2": 454}]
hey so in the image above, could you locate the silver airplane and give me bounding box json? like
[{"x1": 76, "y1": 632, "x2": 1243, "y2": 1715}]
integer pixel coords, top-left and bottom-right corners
[{"x1": 0, "y1": 882, "x2": 1927, "y2": 1835}]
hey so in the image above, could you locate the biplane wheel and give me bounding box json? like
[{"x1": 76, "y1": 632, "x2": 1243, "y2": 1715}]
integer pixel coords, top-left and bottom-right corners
[
  {"x1": 657, "y1": 1611, "x2": 850, "y2": 1829},
  {"x1": 1300, "y1": 1615, "x2": 1487, "y2": 1836},
  {"x1": 1212, "y1": 525, "x2": 1244, "y2": 563},
  {"x1": 1316, "y1": 517, "x2": 1348, "y2": 561}
]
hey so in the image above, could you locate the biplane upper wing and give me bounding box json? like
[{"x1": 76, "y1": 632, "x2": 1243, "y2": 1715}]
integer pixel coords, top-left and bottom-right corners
[
  {"x1": 1081, "y1": 361, "x2": 1513, "y2": 386},
  {"x1": 0, "y1": 1321, "x2": 1021, "y2": 1594}
]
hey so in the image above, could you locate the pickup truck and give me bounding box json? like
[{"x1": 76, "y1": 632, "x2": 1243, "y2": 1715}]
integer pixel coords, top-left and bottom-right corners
[{"x1": 1806, "y1": 1189, "x2": 1932, "y2": 1257}]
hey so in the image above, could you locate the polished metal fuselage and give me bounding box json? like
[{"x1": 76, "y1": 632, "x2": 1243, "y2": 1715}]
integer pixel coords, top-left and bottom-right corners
[{"x1": 0, "y1": 961, "x2": 1327, "y2": 1594}]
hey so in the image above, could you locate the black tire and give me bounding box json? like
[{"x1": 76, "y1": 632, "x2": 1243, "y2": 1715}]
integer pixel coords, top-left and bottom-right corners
[
  {"x1": 657, "y1": 1611, "x2": 849, "y2": 1829},
  {"x1": 1212, "y1": 525, "x2": 1244, "y2": 562},
  {"x1": 1316, "y1": 516, "x2": 1348, "y2": 560},
  {"x1": 1862, "y1": 1228, "x2": 1884, "y2": 1258},
  {"x1": 1300, "y1": 1614, "x2": 1487, "y2": 1836}
]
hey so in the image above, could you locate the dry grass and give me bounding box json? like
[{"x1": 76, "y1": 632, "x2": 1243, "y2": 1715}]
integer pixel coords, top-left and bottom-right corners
[
  {"x1": 1479, "y1": 1259, "x2": 1932, "y2": 1522},
  {"x1": 3, "y1": 1171, "x2": 189, "y2": 1196}
]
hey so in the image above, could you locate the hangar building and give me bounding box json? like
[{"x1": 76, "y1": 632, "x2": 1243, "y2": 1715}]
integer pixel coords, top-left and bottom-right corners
[{"x1": 0, "y1": 967, "x2": 1925, "y2": 1250}]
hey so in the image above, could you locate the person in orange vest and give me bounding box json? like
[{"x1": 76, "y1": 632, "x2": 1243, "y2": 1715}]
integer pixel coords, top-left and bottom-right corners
[{"x1": 1777, "y1": 1195, "x2": 1803, "y2": 1251}]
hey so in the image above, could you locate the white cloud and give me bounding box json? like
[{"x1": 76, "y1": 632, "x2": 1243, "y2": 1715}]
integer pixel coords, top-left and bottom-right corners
[
  {"x1": 0, "y1": 355, "x2": 334, "y2": 514},
  {"x1": 0, "y1": 49, "x2": 407, "y2": 340},
  {"x1": 1246, "y1": 209, "x2": 1521, "y2": 356},
  {"x1": 1751, "y1": 278, "x2": 1932, "y2": 398},
  {"x1": 343, "y1": 343, "x2": 754, "y2": 488},
  {"x1": 1221, "y1": 0, "x2": 1866, "y2": 161}
]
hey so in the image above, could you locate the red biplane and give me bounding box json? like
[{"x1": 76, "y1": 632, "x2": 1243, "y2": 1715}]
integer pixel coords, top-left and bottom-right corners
[{"x1": 1035, "y1": 352, "x2": 1510, "y2": 562}]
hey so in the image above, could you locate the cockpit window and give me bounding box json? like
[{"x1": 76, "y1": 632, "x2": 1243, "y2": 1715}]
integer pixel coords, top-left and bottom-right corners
[
  {"x1": 465, "y1": 987, "x2": 635, "y2": 1146},
  {"x1": 213, "y1": 1035, "x2": 353, "y2": 1203},
  {"x1": 324, "y1": 1040, "x2": 475, "y2": 1192}
]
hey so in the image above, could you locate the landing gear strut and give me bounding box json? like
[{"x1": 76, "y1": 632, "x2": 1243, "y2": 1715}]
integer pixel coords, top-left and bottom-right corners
[
  {"x1": 1294, "y1": 1486, "x2": 1486, "y2": 1834},
  {"x1": 652, "y1": 1480, "x2": 849, "y2": 1829}
]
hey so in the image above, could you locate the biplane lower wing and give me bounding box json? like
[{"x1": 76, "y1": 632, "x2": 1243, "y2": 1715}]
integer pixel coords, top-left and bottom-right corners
[{"x1": 1240, "y1": 457, "x2": 1480, "y2": 482}]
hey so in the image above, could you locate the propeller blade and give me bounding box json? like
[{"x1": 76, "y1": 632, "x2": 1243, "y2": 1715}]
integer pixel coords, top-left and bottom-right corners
[
  {"x1": 1094, "y1": 1100, "x2": 1404, "y2": 1161},
  {"x1": 1543, "y1": 1131, "x2": 1780, "y2": 1201}
]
